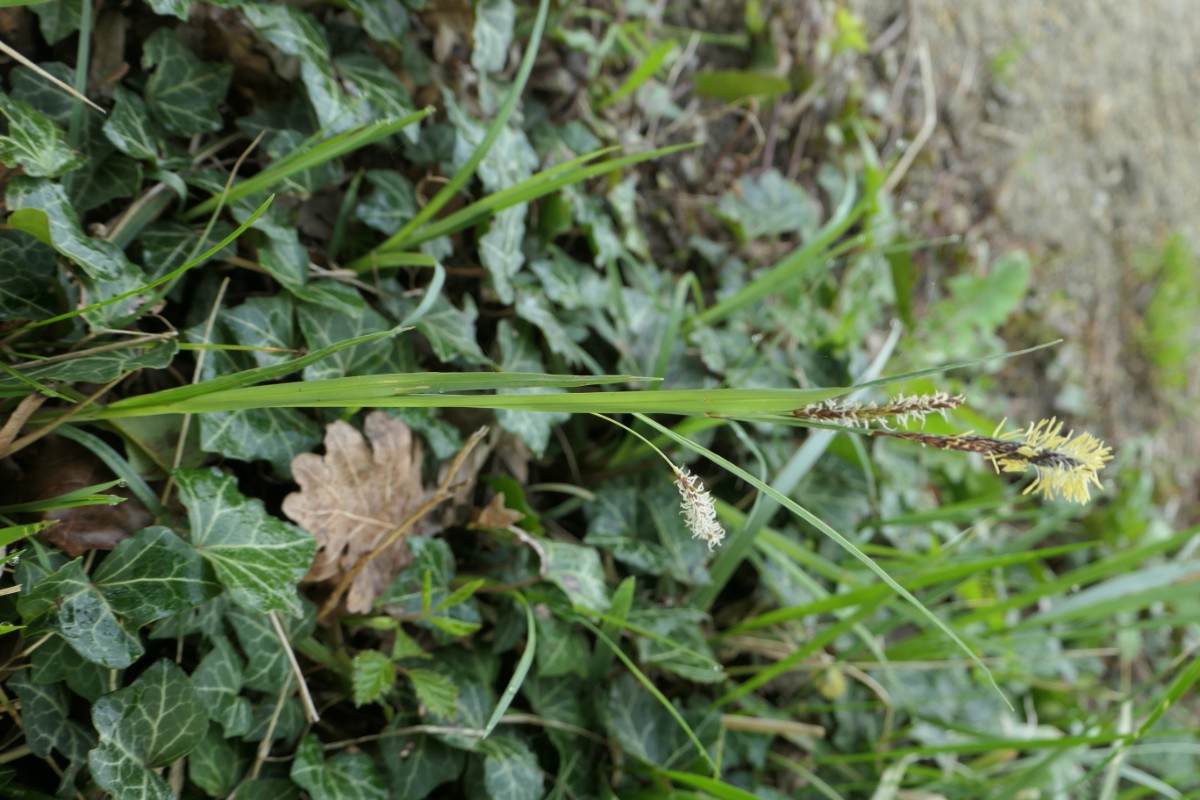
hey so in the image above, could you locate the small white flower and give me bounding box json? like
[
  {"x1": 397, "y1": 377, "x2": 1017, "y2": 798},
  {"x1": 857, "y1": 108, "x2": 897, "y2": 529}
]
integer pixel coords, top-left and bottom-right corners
[{"x1": 673, "y1": 468, "x2": 725, "y2": 551}]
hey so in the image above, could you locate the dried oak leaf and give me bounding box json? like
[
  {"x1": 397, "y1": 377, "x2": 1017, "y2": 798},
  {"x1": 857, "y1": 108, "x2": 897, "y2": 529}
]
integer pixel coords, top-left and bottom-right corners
[{"x1": 283, "y1": 411, "x2": 447, "y2": 614}]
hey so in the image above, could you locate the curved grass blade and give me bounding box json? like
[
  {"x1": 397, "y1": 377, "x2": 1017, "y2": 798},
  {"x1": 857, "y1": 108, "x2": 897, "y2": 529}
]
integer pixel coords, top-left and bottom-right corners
[
  {"x1": 482, "y1": 591, "x2": 536, "y2": 738},
  {"x1": 633, "y1": 412, "x2": 1011, "y2": 710}
]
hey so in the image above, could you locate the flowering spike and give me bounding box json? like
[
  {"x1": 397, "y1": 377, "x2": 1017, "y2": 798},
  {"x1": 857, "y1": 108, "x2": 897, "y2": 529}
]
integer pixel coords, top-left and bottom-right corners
[
  {"x1": 673, "y1": 468, "x2": 725, "y2": 550},
  {"x1": 872, "y1": 417, "x2": 1113, "y2": 503},
  {"x1": 793, "y1": 392, "x2": 964, "y2": 429}
]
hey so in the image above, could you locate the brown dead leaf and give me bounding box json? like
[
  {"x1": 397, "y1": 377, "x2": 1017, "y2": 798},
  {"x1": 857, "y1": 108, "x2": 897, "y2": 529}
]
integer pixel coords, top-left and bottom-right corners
[
  {"x1": 472, "y1": 493, "x2": 524, "y2": 530},
  {"x1": 7, "y1": 436, "x2": 153, "y2": 557},
  {"x1": 283, "y1": 411, "x2": 483, "y2": 615}
]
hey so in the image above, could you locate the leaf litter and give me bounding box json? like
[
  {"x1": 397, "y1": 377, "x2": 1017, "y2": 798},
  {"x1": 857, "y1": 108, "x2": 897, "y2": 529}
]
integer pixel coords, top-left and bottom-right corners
[{"x1": 283, "y1": 410, "x2": 488, "y2": 616}]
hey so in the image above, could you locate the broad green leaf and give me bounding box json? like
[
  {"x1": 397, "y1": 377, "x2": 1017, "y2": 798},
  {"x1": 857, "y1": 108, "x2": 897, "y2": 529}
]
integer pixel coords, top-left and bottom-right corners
[
  {"x1": 0, "y1": 230, "x2": 58, "y2": 321},
  {"x1": 138, "y1": 220, "x2": 236, "y2": 280},
  {"x1": 345, "y1": 0, "x2": 409, "y2": 48},
  {"x1": 0, "y1": 338, "x2": 177, "y2": 393},
  {"x1": 89, "y1": 660, "x2": 206, "y2": 800},
  {"x1": 224, "y1": 295, "x2": 297, "y2": 369},
  {"x1": 334, "y1": 54, "x2": 418, "y2": 141},
  {"x1": 479, "y1": 205, "x2": 526, "y2": 304},
  {"x1": 472, "y1": 0, "x2": 515, "y2": 73},
  {"x1": 189, "y1": 722, "x2": 247, "y2": 796},
  {"x1": 5, "y1": 176, "x2": 140, "y2": 280},
  {"x1": 192, "y1": 635, "x2": 253, "y2": 736},
  {"x1": 9, "y1": 670, "x2": 96, "y2": 763},
  {"x1": 233, "y1": 778, "x2": 303, "y2": 800},
  {"x1": 0, "y1": 94, "x2": 84, "y2": 177},
  {"x1": 92, "y1": 526, "x2": 222, "y2": 629},
  {"x1": 513, "y1": 292, "x2": 594, "y2": 368},
  {"x1": 407, "y1": 294, "x2": 490, "y2": 365},
  {"x1": 9, "y1": 62, "x2": 76, "y2": 122},
  {"x1": 716, "y1": 167, "x2": 820, "y2": 240},
  {"x1": 17, "y1": 559, "x2": 143, "y2": 669},
  {"x1": 290, "y1": 734, "x2": 387, "y2": 800},
  {"x1": 146, "y1": 0, "x2": 188, "y2": 20},
  {"x1": 628, "y1": 607, "x2": 723, "y2": 684},
  {"x1": 605, "y1": 673, "x2": 696, "y2": 766},
  {"x1": 533, "y1": 614, "x2": 590, "y2": 678},
  {"x1": 351, "y1": 650, "x2": 396, "y2": 707},
  {"x1": 469, "y1": 736, "x2": 543, "y2": 800},
  {"x1": 102, "y1": 86, "x2": 163, "y2": 163},
  {"x1": 198, "y1": 406, "x2": 321, "y2": 476},
  {"x1": 444, "y1": 92, "x2": 538, "y2": 192},
  {"x1": 141, "y1": 28, "x2": 231, "y2": 136},
  {"x1": 227, "y1": 603, "x2": 316, "y2": 694},
  {"x1": 494, "y1": 319, "x2": 567, "y2": 455},
  {"x1": 297, "y1": 301, "x2": 391, "y2": 380},
  {"x1": 67, "y1": 152, "x2": 142, "y2": 213},
  {"x1": 29, "y1": 635, "x2": 111, "y2": 702},
  {"x1": 355, "y1": 169, "x2": 418, "y2": 235},
  {"x1": 243, "y1": 3, "x2": 361, "y2": 134},
  {"x1": 406, "y1": 668, "x2": 458, "y2": 718},
  {"x1": 380, "y1": 732, "x2": 464, "y2": 800},
  {"x1": 176, "y1": 468, "x2": 317, "y2": 614},
  {"x1": 543, "y1": 541, "x2": 608, "y2": 612},
  {"x1": 31, "y1": 0, "x2": 81, "y2": 44}
]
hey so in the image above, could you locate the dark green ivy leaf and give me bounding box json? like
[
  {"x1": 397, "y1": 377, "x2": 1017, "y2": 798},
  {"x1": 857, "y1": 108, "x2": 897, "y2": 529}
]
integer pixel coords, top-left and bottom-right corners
[
  {"x1": 290, "y1": 734, "x2": 387, "y2": 800},
  {"x1": 89, "y1": 660, "x2": 206, "y2": 800},
  {"x1": 0, "y1": 94, "x2": 85, "y2": 178},
  {"x1": 176, "y1": 468, "x2": 317, "y2": 615},
  {"x1": 142, "y1": 28, "x2": 232, "y2": 137}
]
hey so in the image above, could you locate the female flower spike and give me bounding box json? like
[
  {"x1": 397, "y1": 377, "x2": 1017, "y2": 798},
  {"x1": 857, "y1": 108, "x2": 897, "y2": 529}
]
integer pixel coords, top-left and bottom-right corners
[{"x1": 674, "y1": 468, "x2": 725, "y2": 550}]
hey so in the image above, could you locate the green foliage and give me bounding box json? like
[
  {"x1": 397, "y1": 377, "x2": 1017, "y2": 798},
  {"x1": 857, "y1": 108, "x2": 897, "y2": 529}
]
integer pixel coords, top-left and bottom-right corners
[{"x1": 0, "y1": 2, "x2": 1184, "y2": 799}]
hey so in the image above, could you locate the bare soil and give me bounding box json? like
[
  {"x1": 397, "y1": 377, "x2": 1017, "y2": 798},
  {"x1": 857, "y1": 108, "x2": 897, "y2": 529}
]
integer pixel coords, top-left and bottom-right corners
[{"x1": 867, "y1": 0, "x2": 1200, "y2": 514}]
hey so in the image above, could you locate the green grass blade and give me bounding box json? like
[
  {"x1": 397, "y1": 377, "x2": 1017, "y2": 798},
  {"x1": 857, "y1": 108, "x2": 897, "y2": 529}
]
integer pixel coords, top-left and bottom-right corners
[
  {"x1": 659, "y1": 770, "x2": 761, "y2": 800},
  {"x1": 185, "y1": 112, "x2": 432, "y2": 219},
  {"x1": 89, "y1": 382, "x2": 845, "y2": 419},
  {"x1": 483, "y1": 592, "x2": 536, "y2": 738},
  {"x1": 598, "y1": 40, "x2": 675, "y2": 108},
  {"x1": 375, "y1": 0, "x2": 550, "y2": 251},
  {"x1": 0, "y1": 521, "x2": 55, "y2": 549},
  {"x1": 56, "y1": 424, "x2": 166, "y2": 518},
  {"x1": 15, "y1": 196, "x2": 274, "y2": 334},
  {"x1": 0, "y1": 479, "x2": 124, "y2": 514},
  {"x1": 690, "y1": 174, "x2": 864, "y2": 329},
  {"x1": 634, "y1": 412, "x2": 1011, "y2": 709}
]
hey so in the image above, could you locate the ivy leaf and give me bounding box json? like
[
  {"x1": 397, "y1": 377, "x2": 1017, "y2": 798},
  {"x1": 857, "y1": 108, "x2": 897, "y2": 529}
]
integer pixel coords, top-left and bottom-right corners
[
  {"x1": 89, "y1": 660, "x2": 206, "y2": 800},
  {"x1": 0, "y1": 230, "x2": 58, "y2": 322},
  {"x1": 355, "y1": 169, "x2": 418, "y2": 235},
  {"x1": 243, "y1": 3, "x2": 361, "y2": 134},
  {"x1": 30, "y1": 636, "x2": 111, "y2": 702},
  {"x1": 102, "y1": 86, "x2": 164, "y2": 163},
  {"x1": 406, "y1": 668, "x2": 458, "y2": 718},
  {"x1": 468, "y1": 736, "x2": 543, "y2": 800},
  {"x1": 351, "y1": 650, "x2": 396, "y2": 707},
  {"x1": 191, "y1": 635, "x2": 253, "y2": 737},
  {"x1": 223, "y1": 295, "x2": 296, "y2": 369},
  {"x1": 31, "y1": 0, "x2": 81, "y2": 45},
  {"x1": 345, "y1": 0, "x2": 409, "y2": 49},
  {"x1": 290, "y1": 734, "x2": 387, "y2": 800},
  {"x1": 479, "y1": 205, "x2": 526, "y2": 304},
  {"x1": 9, "y1": 62, "x2": 76, "y2": 122},
  {"x1": 9, "y1": 670, "x2": 96, "y2": 763},
  {"x1": 716, "y1": 168, "x2": 820, "y2": 241},
  {"x1": 146, "y1": 0, "x2": 189, "y2": 21},
  {"x1": 543, "y1": 541, "x2": 609, "y2": 612},
  {"x1": 189, "y1": 722, "x2": 248, "y2": 797},
  {"x1": 533, "y1": 614, "x2": 590, "y2": 679},
  {"x1": 139, "y1": 220, "x2": 236, "y2": 280},
  {"x1": 227, "y1": 606, "x2": 294, "y2": 693},
  {"x1": 67, "y1": 153, "x2": 142, "y2": 214},
  {"x1": 335, "y1": 54, "x2": 418, "y2": 140},
  {"x1": 380, "y1": 732, "x2": 464, "y2": 800},
  {"x1": 176, "y1": 468, "x2": 317, "y2": 615},
  {"x1": 408, "y1": 294, "x2": 490, "y2": 365},
  {"x1": 6, "y1": 176, "x2": 140, "y2": 281},
  {"x1": 471, "y1": 0, "x2": 515, "y2": 73},
  {"x1": 91, "y1": 526, "x2": 222, "y2": 629},
  {"x1": 297, "y1": 301, "x2": 391, "y2": 380},
  {"x1": 605, "y1": 673, "x2": 692, "y2": 766},
  {"x1": 0, "y1": 94, "x2": 84, "y2": 178},
  {"x1": 0, "y1": 339, "x2": 176, "y2": 391},
  {"x1": 17, "y1": 559, "x2": 143, "y2": 669},
  {"x1": 142, "y1": 28, "x2": 231, "y2": 136}
]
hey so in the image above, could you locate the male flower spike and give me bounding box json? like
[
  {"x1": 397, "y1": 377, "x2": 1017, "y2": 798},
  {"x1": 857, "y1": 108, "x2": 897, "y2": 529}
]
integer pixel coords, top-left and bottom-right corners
[{"x1": 874, "y1": 417, "x2": 1113, "y2": 503}]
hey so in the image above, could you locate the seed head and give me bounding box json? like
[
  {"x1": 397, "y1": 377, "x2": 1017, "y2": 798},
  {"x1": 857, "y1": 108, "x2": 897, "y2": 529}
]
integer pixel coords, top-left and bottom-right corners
[{"x1": 674, "y1": 468, "x2": 725, "y2": 550}]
